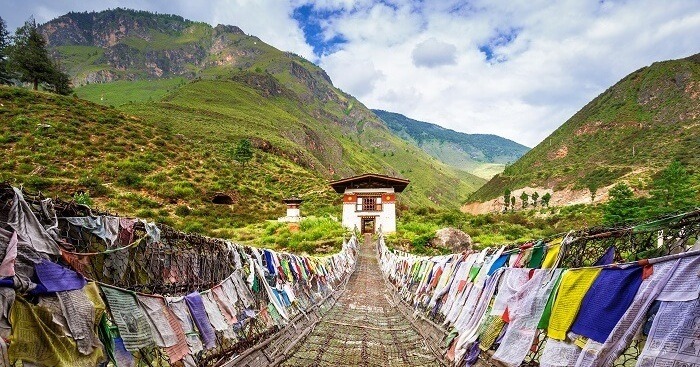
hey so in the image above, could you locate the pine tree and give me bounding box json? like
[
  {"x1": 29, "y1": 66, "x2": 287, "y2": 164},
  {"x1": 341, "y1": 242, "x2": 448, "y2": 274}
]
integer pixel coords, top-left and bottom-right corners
[
  {"x1": 503, "y1": 189, "x2": 511, "y2": 212},
  {"x1": 520, "y1": 192, "x2": 529, "y2": 209},
  {"x1": 47, "y1": 59, "x2": 72, "y2": 95},
  {"x1": 541, "y1": 192, "x2": 552, "y2": 207},
  {"x1": 648, "y1": 161, "x2": 697, "y2": 215},
  {"x1": 510, "y1": 196, "x2": 516, "y2": 209},
  {"x1": 234, "y1": 138, "x2": 253, "y2": 165},
  {"x1": 588, "y1": 183, "x2": 598, "y2": 202},
  {"x1": 8, "y1": 17, "x2": 70, "y2": 93},
  {"x1": 603, "y1": 183, "x2": 641, "y2": 224},
  {"x1": 0, "y1": 17, "x2": 11, "y2": 84}
]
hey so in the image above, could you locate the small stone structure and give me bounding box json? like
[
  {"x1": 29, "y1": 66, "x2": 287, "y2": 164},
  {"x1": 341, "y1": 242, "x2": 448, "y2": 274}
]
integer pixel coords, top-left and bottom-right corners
[{"x1": 278, "y1": 196, "x2": 303, "y2": 223}]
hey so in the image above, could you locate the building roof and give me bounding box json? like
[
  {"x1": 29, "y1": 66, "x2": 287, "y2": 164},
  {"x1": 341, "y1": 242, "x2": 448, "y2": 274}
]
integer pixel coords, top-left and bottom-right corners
[
  {"x1": 283, "y1": 196, "x2": 303, "y2": 204},
  {"x1": 329, "y1": 173, "x2": 410, "y2": 193}
]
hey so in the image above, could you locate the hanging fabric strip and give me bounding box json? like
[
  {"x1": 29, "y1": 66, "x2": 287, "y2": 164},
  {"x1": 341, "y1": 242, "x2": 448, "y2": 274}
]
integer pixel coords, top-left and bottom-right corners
[
  {"x1": 635, "y1": 298, "x2": 700, "y2": 367},
  {"x1": 574, "y1": 259, "x2": 679, "y2": 367},
  {"x1": 184, "y1": 292, "x2": 216, "y2": 350},
  {"x1": 492, "y1": 269, "x2": 562, "y2": 366},
  {"x1": 547, "y1": 268, "x2": 601, "y2": 340},
  {"x1": 0, "y1": 232, "x2": 17, "y2": 277},
  {"x1": 135, "y1": 294, "x2": 178, "y2": 348},
  {"x1": 8, "y1": 188, "x2": 60, "y2": 255},
  {"x1": 569, "y1": 266, "x2": 643, "y2": 343},
  {"x1": 166, "y1": 296, "x2": 204, "y2": 355},
  {"x1": 101, "y1": 286, "x2": 154, "y2": 352}
]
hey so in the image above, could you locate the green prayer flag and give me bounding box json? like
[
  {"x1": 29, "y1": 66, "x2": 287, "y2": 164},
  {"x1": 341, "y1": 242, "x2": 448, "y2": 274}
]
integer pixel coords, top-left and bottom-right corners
[
  {"x1": 537, "y1": 272, "x2": 563, "y2": 329},
  {"x1": 468, "y1": 266, "x2": 481, "y2": 282},
  {"x1": 529, "y1": 245, "x2": 545, "y2": 269}
]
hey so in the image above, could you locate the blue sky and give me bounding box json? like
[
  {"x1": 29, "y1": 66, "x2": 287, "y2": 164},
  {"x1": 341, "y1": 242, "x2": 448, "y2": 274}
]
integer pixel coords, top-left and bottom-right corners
[{"x1": 4, "y1": 0, "x2": 700, "y2": 146}]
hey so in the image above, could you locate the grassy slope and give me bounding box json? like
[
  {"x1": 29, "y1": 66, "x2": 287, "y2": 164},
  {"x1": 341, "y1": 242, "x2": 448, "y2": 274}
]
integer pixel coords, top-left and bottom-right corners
[
  {"x1": 76, "y1": 78, "x2": 187, "y2": 106},
  {"x1": 0, "y1": 86, "x2": 336, "y2": 242},
  {"x1": 45, "y1": 9, "x2": 486, "y2": 209},
  {"x1": 470, "y1": 54, "x2": 700, "y2": 202},
  {"x1": 1, "y1": 78, "x2": 482, "y2": 238},
  {"x1": 118, "y1": 78, "x2": 485, "y2": 208}
]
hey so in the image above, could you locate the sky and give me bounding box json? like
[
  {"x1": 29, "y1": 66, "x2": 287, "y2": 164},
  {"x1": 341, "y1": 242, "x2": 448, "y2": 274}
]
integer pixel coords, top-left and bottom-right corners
[{"x1": 3, "y1": 0, "x2": 700, "y2": 147}]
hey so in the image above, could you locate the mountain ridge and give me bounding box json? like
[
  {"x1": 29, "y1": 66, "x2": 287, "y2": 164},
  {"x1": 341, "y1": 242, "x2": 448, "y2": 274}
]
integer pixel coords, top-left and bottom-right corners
[
  {"x1": 372, "y1": 109, "x2": 529, "y2": 179},
  {"x1": 465, "y1": 52, "x2": 700, "y2": 213}
]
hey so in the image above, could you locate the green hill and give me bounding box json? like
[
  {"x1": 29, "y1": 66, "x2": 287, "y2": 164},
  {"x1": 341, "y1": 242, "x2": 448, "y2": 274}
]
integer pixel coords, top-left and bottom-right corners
[
  {"x1": 0, "y1": 9, "x2": 487, "y2": 241},
  {"x1": 372, "y1": 109, "x2": 529, "y2": 179},
  {"x1": 0, "y1": 86, "x2": 332, "y2": 233},
  {"x1": 41, "y1": 9, "x2": 484, "y2": 205},
  {"x1": 468, "y1": 53, "x2": 700, "y2": 205}
]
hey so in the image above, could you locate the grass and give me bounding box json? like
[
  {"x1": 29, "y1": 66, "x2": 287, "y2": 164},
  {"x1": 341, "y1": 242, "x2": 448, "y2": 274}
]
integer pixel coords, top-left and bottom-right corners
[
  {"x1": 2, "y1": 82, "x2": 482, "y2": 252},
  {"x1": 76, "y1": 78, "x2": 188, "y2": 106},
  {"x1": 226, "y1": 216, "x2": 349, "y2": 254},
  {"x1": 0, "y1": 86, "x2": 338, "y2": 243},
  {"x1": 3, "y1": 7, "x2": 519, "y2": 253},
  {"x1": 46, "y1": 8, "x2": 486, "y2": 209},
  {"x1": 117, "y1": 78, "x2": 483, "y2": 209}
]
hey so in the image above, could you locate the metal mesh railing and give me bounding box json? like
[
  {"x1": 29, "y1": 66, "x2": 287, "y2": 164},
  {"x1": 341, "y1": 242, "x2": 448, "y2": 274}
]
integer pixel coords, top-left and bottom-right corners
[
  {"x1": 0, "y1": 184, "x2": 357, "y2": 367},
  {"x1": 383, "y1": 209, "x2": 700, "y2": 367}
]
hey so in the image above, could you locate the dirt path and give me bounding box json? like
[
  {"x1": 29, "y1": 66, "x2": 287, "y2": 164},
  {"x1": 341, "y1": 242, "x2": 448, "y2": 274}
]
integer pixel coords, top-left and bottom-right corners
[{"x1": 280, "y1": 235, "x2": 438, "y2": 367}]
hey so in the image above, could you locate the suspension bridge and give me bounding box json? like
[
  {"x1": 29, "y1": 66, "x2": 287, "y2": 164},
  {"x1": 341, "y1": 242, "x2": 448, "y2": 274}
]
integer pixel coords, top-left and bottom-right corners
[{"x1": 1, "y1": 185, "x2": 698, "y2": 367}]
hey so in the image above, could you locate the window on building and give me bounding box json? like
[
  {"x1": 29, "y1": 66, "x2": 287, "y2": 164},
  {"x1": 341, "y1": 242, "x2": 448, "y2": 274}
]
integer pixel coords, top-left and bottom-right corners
[{"x1": 356, "y1": 195, "x2": 382, "y2": 211}]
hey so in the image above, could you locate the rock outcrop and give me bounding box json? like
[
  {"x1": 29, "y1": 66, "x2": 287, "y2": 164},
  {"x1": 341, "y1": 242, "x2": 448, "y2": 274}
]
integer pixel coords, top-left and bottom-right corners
[{"x1": 430, "y1": 228, "x2": 472, "y2": 253}]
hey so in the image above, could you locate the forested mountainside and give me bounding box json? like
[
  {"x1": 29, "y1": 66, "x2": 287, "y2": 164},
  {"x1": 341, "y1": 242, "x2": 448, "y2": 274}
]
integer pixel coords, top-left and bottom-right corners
[
  {"x1": 372, "y1": 109, "x2": 529, "y2": 179},
  {"x1": 466, "y1": 53, "x2": 700, "y2": 211}
]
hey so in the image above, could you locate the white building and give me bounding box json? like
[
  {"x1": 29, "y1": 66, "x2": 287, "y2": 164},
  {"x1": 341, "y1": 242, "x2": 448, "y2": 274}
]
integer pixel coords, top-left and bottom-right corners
[{"x1": 330, "y1": 174, "x2": 409, "y2": 234}]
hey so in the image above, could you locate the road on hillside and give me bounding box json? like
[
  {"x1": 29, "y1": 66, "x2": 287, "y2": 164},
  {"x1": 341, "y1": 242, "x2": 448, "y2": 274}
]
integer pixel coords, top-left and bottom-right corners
[{"x1": 280, "y1": 235, "x2": 438, "y2": 367}]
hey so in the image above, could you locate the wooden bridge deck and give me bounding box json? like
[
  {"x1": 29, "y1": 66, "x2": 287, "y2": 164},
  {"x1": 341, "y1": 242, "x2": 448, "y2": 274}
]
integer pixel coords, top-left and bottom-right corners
[{"x1": 280, "y1": 235, "x2": 439, "y2": 367}]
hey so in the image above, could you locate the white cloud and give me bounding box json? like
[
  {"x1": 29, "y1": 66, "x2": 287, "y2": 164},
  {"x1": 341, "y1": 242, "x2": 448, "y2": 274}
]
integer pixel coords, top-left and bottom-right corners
[
  {"x1": 312, "y1": 0, "x2": 700, "y2": 146},
  {"x1": 6, "y1": 0, "x2": 700, "y2": 146},
  {"x1": 320, "y1": 50, "x2": 385, "y2": 96},
  {"x1": 412, "y1": 38, "x2": 457, "y2": 68}
]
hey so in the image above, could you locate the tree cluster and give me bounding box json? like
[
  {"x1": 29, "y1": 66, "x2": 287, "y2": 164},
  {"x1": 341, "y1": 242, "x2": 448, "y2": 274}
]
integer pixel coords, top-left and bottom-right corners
[
  {"x1": 0, "y1": 16, "x2": 72, "y2": 95},
  {"x1": 503, "y1": 189, "x2": 551, "y2": 211},
  {"x1": 604, "y1": 161, "x2": 698, "y2": 225}
]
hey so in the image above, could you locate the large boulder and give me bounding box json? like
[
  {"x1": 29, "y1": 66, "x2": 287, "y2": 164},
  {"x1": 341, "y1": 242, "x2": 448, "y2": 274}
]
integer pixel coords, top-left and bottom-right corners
[{"x1": 430, "y1": 227, "x2": 473, "y2": 253}]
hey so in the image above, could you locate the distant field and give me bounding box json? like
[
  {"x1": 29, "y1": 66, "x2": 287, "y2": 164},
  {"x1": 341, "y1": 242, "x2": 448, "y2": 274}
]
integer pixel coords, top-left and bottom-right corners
[
  {"x1": 470, "y1": 163, "x2": 506, "y2": 180},
  {"x1": 76, "y1": 78, "x2": 187, "y2": 106}
]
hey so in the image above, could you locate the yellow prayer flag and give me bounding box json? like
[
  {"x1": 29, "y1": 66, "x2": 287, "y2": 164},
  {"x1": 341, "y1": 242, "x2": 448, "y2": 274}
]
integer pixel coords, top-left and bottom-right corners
[
  {"x1": 541, "y1": 239, "x2": 563, "y2": 269},
  {"x1": 9, "y1": 296, "x2": 105, "y2": 367},
  {"x1": 547, "y1": 268, "x2": 602, "y2": 340}
]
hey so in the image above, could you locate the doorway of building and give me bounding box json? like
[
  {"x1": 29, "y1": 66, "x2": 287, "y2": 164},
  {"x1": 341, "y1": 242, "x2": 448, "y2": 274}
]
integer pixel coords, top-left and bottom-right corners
[{"x1": 361, "y1": 217, "x2": 375, "y2": 234}]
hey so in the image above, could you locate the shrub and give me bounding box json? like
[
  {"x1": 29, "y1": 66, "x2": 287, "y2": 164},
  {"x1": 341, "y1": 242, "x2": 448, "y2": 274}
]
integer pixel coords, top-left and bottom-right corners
[
  {"x1": 78, "y1": 175, "x2": 108, "y2": 196},
  {"x1": 183, "y1": 221, "x2": 205, "y2": 233},
  {"x1": 175, "y1": 205, "x2": 191, "y2": 216},
  {"x1": 23, "y1": 176, "x2": 52, "y2": 191},
  {"x1": 73, "y1": 191, "x2": 93, "y2": 206},
  {"x1": 117, "y1": 172, "x2": 142, "y2": 187},
  {"x1": 161, "y1": 181, "x2": 196, "y2": 200}
]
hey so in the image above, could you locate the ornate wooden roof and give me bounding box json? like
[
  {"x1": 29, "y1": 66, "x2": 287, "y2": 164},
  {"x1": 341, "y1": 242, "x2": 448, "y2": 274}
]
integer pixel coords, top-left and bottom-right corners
[{"x1": 329, "y1": 173, "x2": 410, "y2": 193}]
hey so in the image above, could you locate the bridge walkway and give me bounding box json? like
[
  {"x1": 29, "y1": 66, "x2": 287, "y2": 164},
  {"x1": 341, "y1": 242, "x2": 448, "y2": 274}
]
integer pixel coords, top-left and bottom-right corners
[{"x1": 280, "y1": 234, "x2": 439, "y2": 367}]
